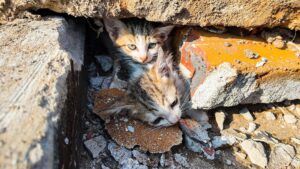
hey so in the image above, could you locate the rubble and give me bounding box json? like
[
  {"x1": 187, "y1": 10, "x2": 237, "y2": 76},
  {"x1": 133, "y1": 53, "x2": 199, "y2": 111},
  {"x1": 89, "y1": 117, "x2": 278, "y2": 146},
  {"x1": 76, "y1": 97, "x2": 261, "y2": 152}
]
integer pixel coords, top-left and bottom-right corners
[
  {"x1": 291, "y1": 137, "x2": 300, "y2": 145},
  {"x1": 246, "y1": 122, "x2": 257, "y2": 133},
  {"x1": 212, "y1": 136, "x2": 236, "y2": 148},
  {"x1": 215, "y1": 111, "x2": 226, "y2": 130},
  {"x1": 120, "y1": 158, "x2": 148, "y2": 169},
  {"x1": 244, "y1": 49, "x2": 259, "y2": 59},
  {"x1": 84, "y1": 135, "x2": 107, "y2": 158},
  {"x1": 265, "y1": 111, "x2": 276, "y2": 120},
  {"x1": 240, "y1": 140, "x2": 268, "y2": 168},
  {"x1": 221, "y1": 129, "x2": 247, "y2": 141},
  {"x1": 132, "y1": 150, "x2": 148, "y2": 165},
  {"x1": 0, "y1": 17, "x2": 85, "y2": 169},
  {"x1": 180, "y1": 119, "x2": 211, "y2": 143},
  {"x1": 174, "y1": 153, "x2": 189, "y2": 168},
  {"x1": 255, "y1": 57, "x2": 268, "y2": 67},
  {"x1": 95, "y1": 55, "x2": 114, "y2": 72},
  {"x1": 108, "y1": 142, "x2": 132, "y2": 165},
  {"x1": 268, "y1": 143, "x2": 296, "y2": 168},
  {"x1": 239, "y1": 108, "x2": 254, "y2": 121},
  {"x1": 291, "y1": 157, "x2": 300, "y2": 168},
  {"x1": 284, "y1": 114, "x2": 297, "y2": 124},
  {"x1": 253, "y1": 131, "x2": 279, "y2": 145}
]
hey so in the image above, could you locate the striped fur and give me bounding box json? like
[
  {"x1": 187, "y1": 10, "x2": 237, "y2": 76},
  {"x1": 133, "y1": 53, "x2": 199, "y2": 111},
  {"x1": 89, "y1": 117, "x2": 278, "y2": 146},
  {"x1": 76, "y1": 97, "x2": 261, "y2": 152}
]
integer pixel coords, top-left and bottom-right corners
[{"x1": 128, "y1": 48, "x2": 191, "y2": 127}]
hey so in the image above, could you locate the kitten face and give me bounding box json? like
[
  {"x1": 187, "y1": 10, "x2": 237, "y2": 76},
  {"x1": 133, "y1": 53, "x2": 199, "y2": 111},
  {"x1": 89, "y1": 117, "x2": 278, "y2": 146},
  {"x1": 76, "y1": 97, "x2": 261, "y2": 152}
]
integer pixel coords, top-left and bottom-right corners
[
  {"x1": 103, "y1": 18, "x2": 174, "y2": 64},
  {"x1": 129, "y1": 48, "x2": 189, "y2": 127}
]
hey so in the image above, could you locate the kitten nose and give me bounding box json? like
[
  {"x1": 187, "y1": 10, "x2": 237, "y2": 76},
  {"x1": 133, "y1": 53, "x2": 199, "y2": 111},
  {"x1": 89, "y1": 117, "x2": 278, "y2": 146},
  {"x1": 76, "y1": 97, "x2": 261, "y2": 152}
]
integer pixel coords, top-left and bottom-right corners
[
  {"x1": 169, "y1": 115, "x2": 180, "y2": 124},
  {"x1": 141, "y1": 56, "x2": 148, "y2": 63}
]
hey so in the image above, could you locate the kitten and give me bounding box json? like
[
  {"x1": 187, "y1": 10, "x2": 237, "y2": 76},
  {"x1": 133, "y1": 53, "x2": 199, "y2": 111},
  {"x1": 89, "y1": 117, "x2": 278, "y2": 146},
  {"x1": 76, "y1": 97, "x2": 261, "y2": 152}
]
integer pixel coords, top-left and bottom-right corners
[
  {"x1": 127, "y1": 47, "x2": 191, "y2": 127},
  {"x1": 103, "y1": 18, "x2": 174, "y2": 66}
]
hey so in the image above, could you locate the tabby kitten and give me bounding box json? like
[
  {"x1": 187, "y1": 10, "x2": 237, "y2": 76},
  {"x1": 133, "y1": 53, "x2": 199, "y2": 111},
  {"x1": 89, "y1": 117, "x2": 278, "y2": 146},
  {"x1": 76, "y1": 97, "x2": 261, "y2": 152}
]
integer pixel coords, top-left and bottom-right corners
[
  {"x1": 103, "y1": 18, "x2": 174, "y2": 66},
  {"x1": 127, "y1": 47, "x2": 190, "y2": 127}
]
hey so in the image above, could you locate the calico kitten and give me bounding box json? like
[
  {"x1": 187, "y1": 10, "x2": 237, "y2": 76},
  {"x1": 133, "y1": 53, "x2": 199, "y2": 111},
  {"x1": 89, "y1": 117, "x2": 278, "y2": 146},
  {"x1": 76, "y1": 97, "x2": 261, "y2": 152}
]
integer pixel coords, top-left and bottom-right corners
[
  {"x1": 103, "y1": 18, "x2": 174, "y2": 66},
  {"x1": 127, "y1": 47, "x2": 191, "y2": 127}
]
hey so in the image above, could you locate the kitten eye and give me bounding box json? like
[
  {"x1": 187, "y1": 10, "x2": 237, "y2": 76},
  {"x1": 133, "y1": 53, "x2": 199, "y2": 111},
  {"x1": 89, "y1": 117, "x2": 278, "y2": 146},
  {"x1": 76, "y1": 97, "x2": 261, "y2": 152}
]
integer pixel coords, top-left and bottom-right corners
[
  {"x1": 170, "y1": 98, "x2": 178, "y2": 109},
  {"x1": 148, "y1": 43, "x2": 157, "y2": 49},
  {"x1": 152, "y1": 117, "x2": 163, "y2": 125},
  {"x1": 127, "y1": 44, "x2": 137, "y2": 50}
]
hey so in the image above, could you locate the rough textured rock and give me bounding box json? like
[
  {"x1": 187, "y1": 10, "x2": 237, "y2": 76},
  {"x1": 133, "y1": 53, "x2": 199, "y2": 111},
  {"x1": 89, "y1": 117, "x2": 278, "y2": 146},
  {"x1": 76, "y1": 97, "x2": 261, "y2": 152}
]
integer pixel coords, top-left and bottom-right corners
[
  {"x1": 240, "y1": 140, "x2": 268, "y2": 168},
  {"x1": 0, "y1": 17, "x2": 85, "y2": 169},
  {"x1": 178, "y1": 29, "x2": 300, "y2": 109},
  {"x1": 1, "y1": 0, "x2": 300, "y2": 30},
  {"x1": 268, "y1": 143, "x2": 296, "y2": 168}
]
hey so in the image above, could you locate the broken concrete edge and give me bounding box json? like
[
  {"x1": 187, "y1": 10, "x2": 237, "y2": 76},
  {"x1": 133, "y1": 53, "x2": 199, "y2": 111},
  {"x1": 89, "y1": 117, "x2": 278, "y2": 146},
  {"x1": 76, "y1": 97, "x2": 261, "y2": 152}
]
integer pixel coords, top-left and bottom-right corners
[
  {"x1": 192, "y1": 62, "x2": 300, "y2": 109},
  {"x1": 1, "y1": 0, "x2": 300, "y2": 30},
  {"x1": 0, "y1": 17, "x2": 85, "y2": 169}
]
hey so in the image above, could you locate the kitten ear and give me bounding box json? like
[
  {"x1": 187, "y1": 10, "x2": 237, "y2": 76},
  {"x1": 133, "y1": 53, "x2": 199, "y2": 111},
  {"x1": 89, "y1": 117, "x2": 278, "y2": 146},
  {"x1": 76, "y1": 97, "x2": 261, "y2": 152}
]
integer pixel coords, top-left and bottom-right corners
[
  {"x1": 156, "y1": 48, "x2": 170, "y2": 78},
  {"x1": 103, "y1": 18, "x2": 127, "y2": 40},
  {"x1": 153, "y1": 25, "x2": 175, "y2": 42}
]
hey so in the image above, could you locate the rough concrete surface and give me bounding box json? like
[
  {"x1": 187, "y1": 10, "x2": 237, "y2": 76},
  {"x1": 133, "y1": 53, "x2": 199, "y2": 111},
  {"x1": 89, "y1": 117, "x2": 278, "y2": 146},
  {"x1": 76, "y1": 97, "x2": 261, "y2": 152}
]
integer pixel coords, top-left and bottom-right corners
[
  {"x1": 177, "y1": 29, "x2": 300, "y2": 109},
  {"x1": 0, "y1": 0, "x2": 300, "y2": 29},
  {"x1": 0, "y1": 17, "x2": 84, "y2": 169}
]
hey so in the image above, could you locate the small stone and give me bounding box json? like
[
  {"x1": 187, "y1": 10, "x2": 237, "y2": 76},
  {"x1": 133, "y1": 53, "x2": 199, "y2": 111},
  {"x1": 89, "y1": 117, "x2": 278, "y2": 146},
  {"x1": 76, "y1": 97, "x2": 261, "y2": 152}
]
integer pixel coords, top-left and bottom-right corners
[
  {"x1": 291, "y1": 137, "x2": 300, "y2": 144},
  {"x1": 239, "y1": 127, "x2": 247, "y2": 133},
  {"x1": 215, "y1": 110, "x2": 226, "y2": 130},
  {"x1": 225, "y1": 159, "x2": 232, "y2": 165},
  {"x1": 272, "y1": 39, "x2": 285, "y2": 49},
  {"x1": 224, "y1": 42, "x2": 232, "y2": 47},
  {"x1": 108, "y1": 142, "x2": 132, "y2": 164},
  {"x1": 101, "y1": 164, "x2": 110, "y2": 169},
  {"x1": 234, "y1": 151, "x2": 247, "y2": 160},
  {"x1": 268, "y1": 143, "x2": 296, "y2": 168},
  {"x1": 265, "y1": 111, "x2": 276, "y2": 120},
  {"x1": 132, "y1": 150, "x2": 148, "y2": 165},
  {"x1": 291, "y1": 157, "x2": 300, "y2": 168},
  {"x1": 174, "y1": 153, "x2": 189, "y2": 167},
  {"x1": 221, "y1": 128, "x2": 247, "y2": 141},
  {"x1": 256, "y1": 57, "x2": 268, "y2": 67},
  {"x1": 84, "y1": 135, "x2": 107, "y2": 158},
  {"x1": 239, "y1": 108, "x2": 254, "y2": 121},
  {"x1": 253, "y1": 131, "x2": 279, "y2": 144},
  {"x1": 284, "y1": 114, "x2": 297, "y2": 124},
  {"x1": 127, "y1": 126, "x2": 135, "y2": 133},
  {"x1": 28, "y1": 143, "x2": 43, "y2": 164},
  {"x1": 247, "y1": 122, "x2": 257, "y2": 133},
  {"x1": 95, "y1": 55, "x2": 113, "y2": 72},
  {"x1": 120, "y1": 158, "x2": 148, "y2": 169},
  {"x1": 240, "y1": 140, "x2": 267, "y2": 168},
  {"x1": 244, "y1": 49, "x2": 259, "y2": 59},
  {"x1": 212, "y1": 136, "x2": 236, "y2": 148},
  {"x1": 180, "y1": 119, "x2": 211, "y2": 143},
  {"x1": 159, "y1": 154, "x2": 166, "y2": 167},
  {"x1": 64, "y1": 137, "x2": 69, "y2": 145}
]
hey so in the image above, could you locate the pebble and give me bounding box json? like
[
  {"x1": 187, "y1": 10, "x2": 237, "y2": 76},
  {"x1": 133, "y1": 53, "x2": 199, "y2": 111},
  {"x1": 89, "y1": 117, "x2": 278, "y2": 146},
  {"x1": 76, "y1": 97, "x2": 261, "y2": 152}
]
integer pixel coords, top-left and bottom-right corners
[
  {"x1": 180, "y1": 119, "x2": 211, "y2": 143},
  {"x1": 239, "y1": 108, "x2": 254, "y2": 121},
  {"x1": 291, "y1": 157, "x2": 300, "y2": 168},
  {"x1": 95, "y1": 55, "x2": 113, "y2": 72},
  {"x1": 101, "y1": 164, "x2": 110, "y2": 169},
  {"x1": 224, "y1": 42, "x2": 232, "y2": 47},
  {"x1": 234, "y1": 151, "x2": 247, "y2": 160},
  {"x1": 256, "y1": 57, "x2": 268, "y2": 67},
  {"x1": 215, "y1": 111, "x2": 226, "y2": 130},
  {"x1": 221, "y1": 128, "x2": 247, "y2": 141},
  {"x1": 284, "y1": 114, "x2": 297, "y2": 124},
  {"x1": 268, "y1": 143, "x2": 296, "y2": 168},
  {"x1": 265, "y1": 111, "x2": 276, "y2": 120},
  {"x1": 244, "y1": 49, "x2": 259, "y2": 59},
  {"x1": 84, "y1": 135, "x2": 107, "y2": 158},
  {"x1": 120, "y1": 158, "x2": 148, "y2": 169},
  {"x1": 253, "y1": 131, "x2": 279, "y2": 144},
  {"x1": 240, "y1": 140, "x2": 267, "y2": 168},
  {"x1": 132, "y1": 150, "x2": 148, "y2": 165},
  {"x1": 64, "y1": 137, "x2": 69, "y2": 145},
  {"x1": 291, "y1": 137, "x2": 300, "y2": 145},
  {"x1": 127, "y1": 126, "x2": 135, "y2": 133},
  {"x1": 174, "y1": 153, "x2": 189, "y2": 168},
  {"x1": 108, "y1": 142, "x2": 132, "y2": 164},
  {"x1": 247, "y1": 122, "x2": 257, "y2": 133},
  {"x1": 225, "y1": 159, "x2": 232, "y2": 166},
  {"x1": 212, "y1": 136, "x2": 236, "y2": 148}
]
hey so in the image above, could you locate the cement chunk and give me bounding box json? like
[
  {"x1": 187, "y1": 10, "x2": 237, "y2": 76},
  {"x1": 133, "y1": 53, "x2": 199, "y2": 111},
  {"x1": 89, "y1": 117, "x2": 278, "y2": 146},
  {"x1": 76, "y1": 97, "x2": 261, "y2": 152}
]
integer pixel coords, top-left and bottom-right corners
[
  {"x1": 240, "y1": 140, "x2": 267, "y2": 168},
  {"x1": 0, "y1": 18, "x2": 85, "y2": 169}
]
